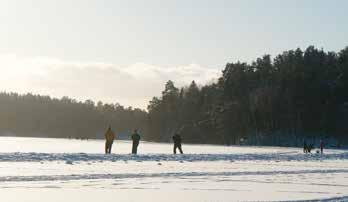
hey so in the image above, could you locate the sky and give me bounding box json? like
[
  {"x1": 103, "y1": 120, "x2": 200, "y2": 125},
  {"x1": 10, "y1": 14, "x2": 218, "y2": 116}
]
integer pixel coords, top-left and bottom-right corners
[{"x1": 0, "y1": 0, "x2": 347, "y2": 109}]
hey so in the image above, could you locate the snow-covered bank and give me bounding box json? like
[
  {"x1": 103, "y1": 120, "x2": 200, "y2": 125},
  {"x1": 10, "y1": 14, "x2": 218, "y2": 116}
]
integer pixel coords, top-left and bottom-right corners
[{"x1": 0, "y1": 151, "x2": 347, "y2": 163}]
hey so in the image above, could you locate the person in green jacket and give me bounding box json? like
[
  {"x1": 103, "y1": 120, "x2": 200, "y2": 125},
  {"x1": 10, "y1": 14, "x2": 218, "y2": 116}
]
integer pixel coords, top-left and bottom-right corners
[{"x1": 131, "y1": 129, "x2": 141, "y2": 154}]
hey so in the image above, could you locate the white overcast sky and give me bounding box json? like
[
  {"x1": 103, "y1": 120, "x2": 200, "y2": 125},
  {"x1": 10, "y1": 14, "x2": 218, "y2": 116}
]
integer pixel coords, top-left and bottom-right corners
[{"x1": 0, "y1": 0, "x2": 347, "y2": 109}]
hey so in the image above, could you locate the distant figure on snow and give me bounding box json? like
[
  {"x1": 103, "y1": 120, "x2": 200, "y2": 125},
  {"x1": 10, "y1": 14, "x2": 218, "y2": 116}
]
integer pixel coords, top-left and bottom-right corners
[
  {"x1": 303, "y1": 140, "x2": 308, "y2": 153},
  {"x1": 172, "y1": 133, "x2": 183, "y2": 154},
  {"x1": 104, "y1": 126, "x2": 115, "y2": 154},
  {"x1": 303, "y1": 139, "x2": 314, "y2": 153},
  {"x1": 131, "y1": 129, "x2": 141, "y2": 154},
  {"x1": 320, "y1": 140, "x2": 324, "y2": 154},
  {"x1": 307, "y1": 143, "x2": 313, "y2": 153}
]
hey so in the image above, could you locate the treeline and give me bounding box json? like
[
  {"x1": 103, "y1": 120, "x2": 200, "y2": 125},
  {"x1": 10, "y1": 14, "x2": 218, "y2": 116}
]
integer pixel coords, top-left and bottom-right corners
[
  {"x1": 147, "y1": 46, "x2": 348, "y2": 146},
  {"x1": 0, "y1": 93, "x2": 147, "y2": 139}
]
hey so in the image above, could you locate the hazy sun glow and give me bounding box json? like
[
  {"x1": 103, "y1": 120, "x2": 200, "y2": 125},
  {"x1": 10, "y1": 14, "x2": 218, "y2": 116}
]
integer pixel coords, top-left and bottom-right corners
[{"x1": 0, "y1": 54, "x2": 219, "y2": 109}]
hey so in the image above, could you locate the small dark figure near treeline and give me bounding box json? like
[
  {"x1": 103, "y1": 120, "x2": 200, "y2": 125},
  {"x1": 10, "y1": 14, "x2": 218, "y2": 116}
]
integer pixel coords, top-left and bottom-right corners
[
  {"x1": 320, "y1": 140, "x2": 324, "y2": 154},
  {"x1": 303, "y1": 140, "x2": 315, "y2": 154},
  {"x1": 172, "y1": 133, "x2": 183, "y2": 154},
  {"x1": 131, "y1": 129, "x2": 141, "y2": 154}
]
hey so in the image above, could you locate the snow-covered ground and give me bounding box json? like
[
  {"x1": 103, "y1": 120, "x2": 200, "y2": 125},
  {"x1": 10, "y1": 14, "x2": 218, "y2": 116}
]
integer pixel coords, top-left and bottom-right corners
[{"x1": 0, "y1": 137, "x2": 347, "y2": 202}]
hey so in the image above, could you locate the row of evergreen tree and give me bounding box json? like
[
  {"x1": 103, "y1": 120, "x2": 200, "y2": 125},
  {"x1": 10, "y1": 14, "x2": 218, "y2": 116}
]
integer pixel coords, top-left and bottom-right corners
[
  {"x1": 0, "y1": 93, "x2": 147, "y2": 139},
  {"x1": 0, "y1": 46, "x2": 347, "y2": 146},
  {"x1": 147, "y1": 46, "x2": 348, "y2": 146}
]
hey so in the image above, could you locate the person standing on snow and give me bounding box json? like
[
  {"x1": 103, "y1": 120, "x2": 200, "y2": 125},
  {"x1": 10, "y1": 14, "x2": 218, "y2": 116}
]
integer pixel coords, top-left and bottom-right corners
[
  {"x1": 320, "y1": 140, "x2": 324, "y2": 154},
  {"x1": 104, "y1": 126, "x2": 115, "y2": 154},
  {"x1": 172, "y1": 133, "x2": 183, "y2": 154},
  {"x1": 303, "y1": 140, "x2": 308, "y2": 153},
  {"x1": 131, "y1": 129, "x2": 141, "y2": 154}
]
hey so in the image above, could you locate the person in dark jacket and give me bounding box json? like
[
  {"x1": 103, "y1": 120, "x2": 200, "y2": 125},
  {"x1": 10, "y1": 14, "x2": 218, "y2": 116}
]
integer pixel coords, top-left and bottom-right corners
[
  {"x1": 320, "y1": 140, "x2": 324, "y2": 154},
  {"x1": 104, "y1": 126, "x2": 115, "y2": 154},
  {"x1": 172, "y1": 133, "x2": 183, "y2": 154},
  {"x1": 303, "y1": 140, "x2": 308, "y2": 153},
  {"x1": 307, "y1": 143, "x2": 313, "y2": 153},
  {"x1": 131, "y1": 129, "x2": 141, "y2": 154}
]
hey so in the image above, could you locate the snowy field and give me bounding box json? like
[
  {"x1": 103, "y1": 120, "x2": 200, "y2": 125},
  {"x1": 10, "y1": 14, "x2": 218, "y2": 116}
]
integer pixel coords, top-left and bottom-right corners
[{"x1": 0, "y1": 137, "x2": 347, "y2": 202}]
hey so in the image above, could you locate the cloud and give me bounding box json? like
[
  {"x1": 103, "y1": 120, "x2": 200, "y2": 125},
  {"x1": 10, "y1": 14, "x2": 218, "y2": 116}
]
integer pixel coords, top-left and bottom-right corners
[{"x1": 0, "y1": 54, "x2": 220, "y2": 109}]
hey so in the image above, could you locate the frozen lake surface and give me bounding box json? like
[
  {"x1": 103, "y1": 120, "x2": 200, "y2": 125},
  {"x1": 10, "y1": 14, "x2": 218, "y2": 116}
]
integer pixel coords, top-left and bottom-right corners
[{"x1": 0, "y1": 136, "x2": 347, "y2": 202}]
